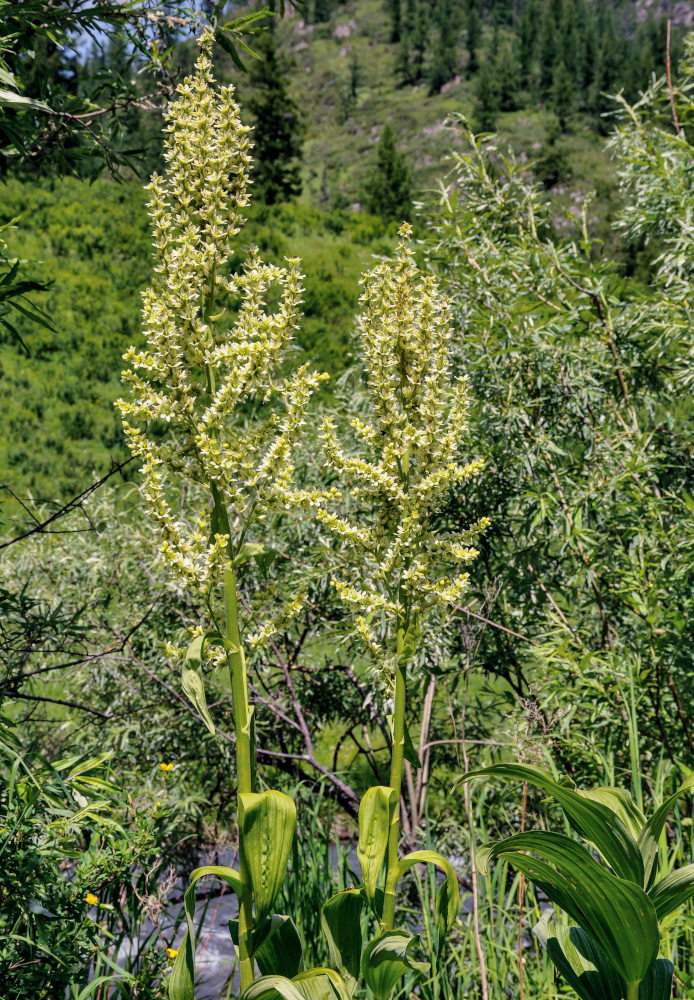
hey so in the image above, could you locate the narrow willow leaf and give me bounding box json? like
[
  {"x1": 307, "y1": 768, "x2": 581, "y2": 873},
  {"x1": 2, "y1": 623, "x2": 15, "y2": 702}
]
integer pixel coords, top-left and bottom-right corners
[
  {"x1": 239, "y1": 790, "x2": 296, "y2": 923},
  {"x1": 254, "y1": 914, "x2": 304, "y2": 978},
  {"x1": 361, "y1": 930, "x2": 429, "y2": 1000},
  {"x1": 458, "y1": 763, "x2": 644, "y2": 884},
  {"x1": 639, "y1": 773, "x2": 694, "y2": 889},
  {"x1": 534, "y1": 908, "x2": 624, "y2": 1000},
  {"x1": 648, "y1": 863, "x2": 694, "y2": 921},
  {"x1": 169, "y1": 865, "x2": 246, "y2": 1000},
  {"x1": 0, "y1": 88, "x2": 50, "y2": 110},
  {"x1": 357, "y1": 786, "x2": 396, "y2": 910},
  {"x1": 322, "y1": 889, "x2": 363, "y2": 993},
  {"x1": 480, "y1": 831, "x2": 659, "y2": 985},
  {"x1": 386, "y1": 850, "x2": 459, "y2": 943}
]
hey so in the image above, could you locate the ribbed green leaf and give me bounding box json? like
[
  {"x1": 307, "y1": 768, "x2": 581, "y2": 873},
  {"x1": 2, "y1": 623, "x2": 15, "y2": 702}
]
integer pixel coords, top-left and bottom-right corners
[
  {"x1": 181, "y1": 635, "x2": 214, "y2": 734},
  {"x1": 239, "y1": 790, "x2": 296, "y2": 923},
  {"x1": 534, "y1": 908, "x2": 624, "y2": 1000},
  {"x1": 241, "y1": 970, "x2": 351, "y2": 1000},
  {"x1": 254, "y1": 914, "x2": 304, "y2": 978},
  {"x1": 181, "y1": 632, "x2": 224, "y2": 735},
  {"x1": 168, "y1": 865, "x2": 246, "y2": 1000},
  {"x1": 386, "y1": 850, "x2": 459, "y2": 945},
  {"x1": 639, "y1": 773, "x2": 694, "y2": 889},
  {"x1": 581, "y1": 787, "x2": 646, "y2": 843},
  {"x1": 292, "y1": 970, "x2": 352, "y2": 1000},
  {"x1": 357, "y1": 786, "x2": 396, "y2": 910},
  {"x1": 241, "y1": 975, "x2": 305, "y2": 1000},
  {"x1": 361, "y1": 930, "x2": 429, "y2": 1000},
  {"x1": 648, "y1": 863, "x2": 694, "y2": 921},
  {"x1": 479, "y1": 831, "x2": 659, "y2": 985},
  {"x1": 322, "y1": 889, "x2": 363, "y2": 993},
  {"x1": 458, "y1": 763, "x2": 644, "y2": 884},
  {"x1": 639, "y1": 959, "x2": 674, "y2": 1000},
  {"x1": 168, "y1": 935, "x2": 195, "y2": 1000}
]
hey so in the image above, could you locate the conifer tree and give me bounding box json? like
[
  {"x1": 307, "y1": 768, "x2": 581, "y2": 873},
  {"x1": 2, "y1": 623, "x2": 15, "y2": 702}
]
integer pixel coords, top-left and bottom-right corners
[
  {"x1": 388, "y1": 0, "x2": 402, "y2": 42},
  {"x1": 465, "y1": 0, "x2": 482, "y2": 77},
  {"x1": 428, "y1": 0, "x2": 461, "y2": 94},
  {"x1": 363, "y1": 123, "x2": 413, "y2": 221},
  {"x1": 493, "y1": 33, "x2": 521, "y2": 110},
  {"x1": 472, "y1": 55, "x2": 501, "y2": 131},
  {"x1": 551, "y1": 59, "x2": 574, "y2": 130},
  {"x1": 518, "y1": 0, "x2": 540, "y2": 85},
  {"x1": 537, "y1": 0, "x2": 559, "y2": 96},
  {"x1": 246, "y1": 32, "x2": 305, "y2": 204}
]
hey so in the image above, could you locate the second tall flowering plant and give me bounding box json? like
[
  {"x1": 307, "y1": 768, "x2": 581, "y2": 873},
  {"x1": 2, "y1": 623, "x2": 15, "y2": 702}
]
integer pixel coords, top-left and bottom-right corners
[{"x1": 313, "y1": 226, "x2": 489, "y2": 998}]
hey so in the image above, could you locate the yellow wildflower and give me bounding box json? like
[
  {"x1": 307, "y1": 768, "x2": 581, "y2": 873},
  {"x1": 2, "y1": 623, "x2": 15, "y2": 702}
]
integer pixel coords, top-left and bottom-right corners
[
  {"x1": 159, "y1": 763, "x2": 174, "y2": 772},
  {"x1": 85, "y1": 893, "x2": 99, "y2": 906},
  {"x1": 166, "y1": 947, "x2": 180, "y2": 959}
]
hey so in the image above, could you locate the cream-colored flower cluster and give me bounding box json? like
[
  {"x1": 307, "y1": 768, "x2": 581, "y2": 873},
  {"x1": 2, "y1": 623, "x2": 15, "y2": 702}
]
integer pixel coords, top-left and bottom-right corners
[
  {"x1": 318, "y1": 224, "x2": 489, "y2": 659},
  {"x1": 116, "y1": 32, "x2": 327, "y2": 593}
]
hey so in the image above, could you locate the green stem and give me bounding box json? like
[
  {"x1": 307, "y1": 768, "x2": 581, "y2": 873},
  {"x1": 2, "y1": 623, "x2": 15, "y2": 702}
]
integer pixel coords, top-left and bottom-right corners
[
  {"x1": 224, "y1": 562, "x2": 255, "y2": 991},
  {"x1": 625, "y1": 982, "x2": 640, "y2": 1000},
  {"x1": 382, "y1": 627, "x2": 407, "y2": 930}
]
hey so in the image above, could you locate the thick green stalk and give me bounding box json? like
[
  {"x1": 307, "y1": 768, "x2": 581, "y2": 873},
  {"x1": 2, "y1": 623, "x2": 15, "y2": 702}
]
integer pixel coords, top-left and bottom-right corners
[
  {"x1": 382, "y1": 627, "x2": 407, "y2": 930},
  {"x1": 224, "y1": 562, "x2": 254, "y2": 991},
  {"x1": 625, "y1": 982, "x2": 640, "y2": 1000}
]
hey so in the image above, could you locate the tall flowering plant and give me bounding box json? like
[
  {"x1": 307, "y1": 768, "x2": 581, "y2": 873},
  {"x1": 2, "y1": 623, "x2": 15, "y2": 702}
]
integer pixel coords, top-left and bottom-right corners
[
  {"x1": 117, "y1": 33, "x2": 332, "y2": 998},
  {"x1": 315, "y1": 226, "x2": 489, "y2": 997}
]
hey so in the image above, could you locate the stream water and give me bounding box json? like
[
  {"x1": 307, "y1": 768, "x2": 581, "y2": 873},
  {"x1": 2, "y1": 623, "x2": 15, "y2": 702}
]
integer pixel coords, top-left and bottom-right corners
[{"x1": 119, "y1": 847, "x2": 471, "y2": 997}]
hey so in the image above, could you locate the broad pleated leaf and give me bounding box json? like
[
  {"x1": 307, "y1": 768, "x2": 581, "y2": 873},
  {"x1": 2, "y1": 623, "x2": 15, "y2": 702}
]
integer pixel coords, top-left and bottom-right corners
[
  {"x1": 403, "y1": 720, "x2": 422, "y2": 769},
  {"x1": 322, "y1": 889, "x2": 363, "y2": 993},
  {"x1": 534, "y1": 908, "x2": 624, "y2": 1000},
  {"x1": 292, "y1": 970, "x2": 352, "y2": 1000},
  {"x1": 241, "y1": 975, "x2": 305, "y2": 1000},
  {"x1": 242, "y1": 970, "x2": 350, "y2": 1000},
  {"x1": 478, "y1": 831, "x2": 659, "y2": 985},
  {"x1": 581, "y1": 787, "x2": 646, "y2": 843},
  {"x1": 254, "y1": 914, "x2": 304, "y2": 978},
  {"x1": 458, "y1": 763, "x2": 644, "y2": 884},
  {"x1": 357, "y1": 786, "x2": 396, "y2": 909},
  {"x1": 648, "y1": 863, "x2": 694, "y2": 921},
  {"x1": 386, "y1": 850, "x2": 459, "y2": 944},
  {"x1": 639, "y1": 773, "x2": 694, "y2": 889},
  {"x1": 361, "y1": 930, "x2": 429, "y2": 1000},
  {"x1": 639, "y1": 959, "x2": 674, "y2": 1000},
  {"x1": 168, "y1": 934, "x2": 195, "y2": 1000},
  {"x1": 240, "y1": 790, "x2": 296, "y2": 923},
  {"x1": 169, "y1": 865, "x2": 247, "y2": 1000},
  {"x1": 181, "y1": 634, "x2": 216, "y2": 735}
]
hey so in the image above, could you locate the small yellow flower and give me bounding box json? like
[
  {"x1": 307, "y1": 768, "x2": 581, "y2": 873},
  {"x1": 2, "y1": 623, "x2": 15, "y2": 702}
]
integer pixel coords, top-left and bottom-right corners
[
  {"x1": 166, "y1": 947, "x2": 179, "y2": 959},
  {"x1": 159, "y1": 763, "x2": 174, "y2": 772},
  {"x1": 85, "y1": 893, "x2": 99, "y2": 906}
]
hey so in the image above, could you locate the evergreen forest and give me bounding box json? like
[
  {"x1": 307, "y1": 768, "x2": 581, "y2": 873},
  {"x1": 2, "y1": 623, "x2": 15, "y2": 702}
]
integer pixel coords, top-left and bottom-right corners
[{"x1": 2, "y1": 2, "x2": 694, "y2": 1000}]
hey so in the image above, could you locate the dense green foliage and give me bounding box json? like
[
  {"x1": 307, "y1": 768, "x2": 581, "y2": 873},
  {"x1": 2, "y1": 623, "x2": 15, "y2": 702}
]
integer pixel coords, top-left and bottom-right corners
[{"x1": 0, "y1": 181, "x2": 391, "y2": 498}]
